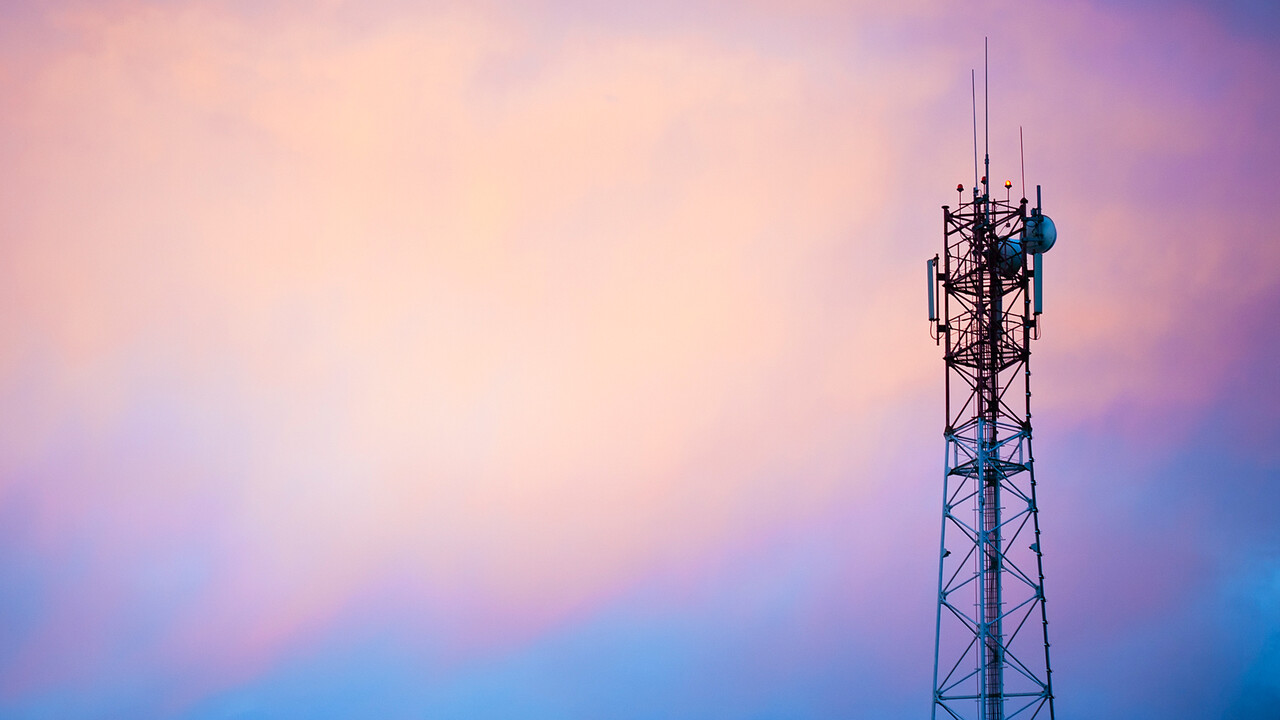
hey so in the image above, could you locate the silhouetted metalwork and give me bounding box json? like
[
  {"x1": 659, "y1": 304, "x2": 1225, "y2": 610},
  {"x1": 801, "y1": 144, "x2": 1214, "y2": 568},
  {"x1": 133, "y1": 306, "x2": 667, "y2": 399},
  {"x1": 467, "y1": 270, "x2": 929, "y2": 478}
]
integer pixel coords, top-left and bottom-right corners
[{"x1": 926, "y1": 57, "x2": 1058, "y2": 718}]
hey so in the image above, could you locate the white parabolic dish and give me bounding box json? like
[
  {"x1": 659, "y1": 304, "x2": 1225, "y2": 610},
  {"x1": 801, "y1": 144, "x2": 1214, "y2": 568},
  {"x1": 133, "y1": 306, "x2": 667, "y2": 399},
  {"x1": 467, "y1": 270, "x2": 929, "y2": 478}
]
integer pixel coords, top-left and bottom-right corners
[{"x1": 1024, "y1": 214, "x2": 1057, "y2": 254}]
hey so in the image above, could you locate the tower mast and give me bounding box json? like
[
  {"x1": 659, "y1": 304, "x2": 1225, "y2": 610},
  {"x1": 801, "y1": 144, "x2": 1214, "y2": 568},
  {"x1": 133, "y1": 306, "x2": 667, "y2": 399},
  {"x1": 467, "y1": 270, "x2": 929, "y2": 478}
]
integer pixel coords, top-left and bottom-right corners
[{"x1": 926, "y1": 57, "x2": 1058, "y2": 720}]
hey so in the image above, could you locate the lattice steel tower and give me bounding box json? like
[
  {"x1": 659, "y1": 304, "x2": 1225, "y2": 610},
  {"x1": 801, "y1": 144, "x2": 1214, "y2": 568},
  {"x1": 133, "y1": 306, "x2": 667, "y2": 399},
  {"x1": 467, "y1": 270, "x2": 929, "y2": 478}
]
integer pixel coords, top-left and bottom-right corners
[{"x1": 925, "y1": 56, "x2": 1059, "y2": 720}]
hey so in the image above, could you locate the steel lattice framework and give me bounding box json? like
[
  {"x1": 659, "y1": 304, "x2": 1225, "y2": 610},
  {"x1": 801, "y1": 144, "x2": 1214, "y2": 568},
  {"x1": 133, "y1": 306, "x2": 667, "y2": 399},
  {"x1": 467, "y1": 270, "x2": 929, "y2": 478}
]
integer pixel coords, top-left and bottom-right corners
[{"x1": 927, "y1": 179, "x2": 1056, "y2": 720}]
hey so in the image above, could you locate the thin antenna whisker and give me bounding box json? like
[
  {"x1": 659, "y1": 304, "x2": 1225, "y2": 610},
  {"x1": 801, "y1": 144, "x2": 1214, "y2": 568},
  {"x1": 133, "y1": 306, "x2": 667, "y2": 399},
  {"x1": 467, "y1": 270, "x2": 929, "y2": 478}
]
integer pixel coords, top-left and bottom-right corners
[
  {"x1": 972, "y1": 70, "x2": 979, "y2": 192},
  {"x1": 984, "y1": 37, "x2": 990, "y2": 224},
  {"x1": 1020, "y1": 126, "x2": 1027, "y2": 201}
]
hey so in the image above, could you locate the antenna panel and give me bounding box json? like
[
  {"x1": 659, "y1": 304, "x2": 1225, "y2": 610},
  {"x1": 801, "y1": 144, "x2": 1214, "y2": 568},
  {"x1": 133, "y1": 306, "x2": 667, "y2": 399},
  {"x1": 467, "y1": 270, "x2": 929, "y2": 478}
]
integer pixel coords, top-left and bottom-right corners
[
  {"x1": 927, "y1": 257, "x2": 938, "y2": 321},
  {"x1": 1034, "y1": 252, "x2": 1044, "y2": 314}
]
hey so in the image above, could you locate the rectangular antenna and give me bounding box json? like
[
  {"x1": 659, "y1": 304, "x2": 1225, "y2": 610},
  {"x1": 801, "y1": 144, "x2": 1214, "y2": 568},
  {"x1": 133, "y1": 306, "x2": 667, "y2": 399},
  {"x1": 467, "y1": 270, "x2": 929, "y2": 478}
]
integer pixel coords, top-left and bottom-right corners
[
  {"x1": 927, "y1": 257, "x2": 938, "y2": 321},
  {"x1": 1033, "y1": 252, "x2": 1044, "y2": 314}
]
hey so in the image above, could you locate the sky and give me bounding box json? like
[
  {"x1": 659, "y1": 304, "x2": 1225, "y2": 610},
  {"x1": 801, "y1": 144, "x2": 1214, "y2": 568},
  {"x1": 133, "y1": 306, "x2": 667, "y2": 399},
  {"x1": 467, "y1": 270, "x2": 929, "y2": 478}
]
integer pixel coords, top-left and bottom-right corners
[{"x1": 0, "y1": 0, "x2": 1277, "y2": 718}]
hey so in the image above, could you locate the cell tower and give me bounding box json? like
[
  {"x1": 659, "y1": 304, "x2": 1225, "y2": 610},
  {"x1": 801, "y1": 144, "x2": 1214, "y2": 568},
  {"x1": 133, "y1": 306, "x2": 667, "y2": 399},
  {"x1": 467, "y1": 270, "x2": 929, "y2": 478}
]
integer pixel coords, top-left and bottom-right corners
[{"x1": 925, "y1": 47, "x2": 1059, "y2": 720}]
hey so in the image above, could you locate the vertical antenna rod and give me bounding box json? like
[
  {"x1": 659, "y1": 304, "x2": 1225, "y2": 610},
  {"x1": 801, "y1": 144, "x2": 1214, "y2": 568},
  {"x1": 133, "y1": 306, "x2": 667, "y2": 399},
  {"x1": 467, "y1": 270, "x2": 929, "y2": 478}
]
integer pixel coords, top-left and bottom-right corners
[
  {"x1": 972, "y1": 70, "x2": 979, "y2": 191},
  {"x1": 983, "y1": 37, "x2": 990, "y2": 205},
  {"x1": 1020, "y1": 126, "x2": 1026, "y2": 201}
]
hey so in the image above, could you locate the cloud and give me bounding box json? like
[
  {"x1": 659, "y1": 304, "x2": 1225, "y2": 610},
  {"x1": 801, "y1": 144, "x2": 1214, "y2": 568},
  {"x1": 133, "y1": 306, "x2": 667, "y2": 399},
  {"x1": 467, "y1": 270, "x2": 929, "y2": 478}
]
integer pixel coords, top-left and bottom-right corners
[
  {"x1": 0, "y1": 0, "x2": 1277, "y2": 716},
  {"x1": 0, "y1": 0, "x2": 923, "y2": 695}
]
